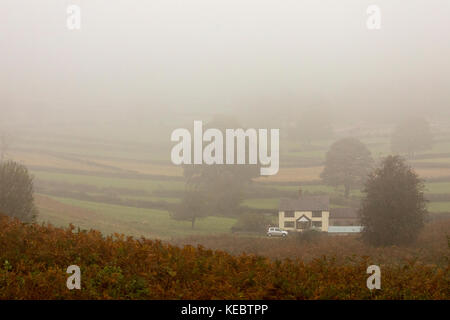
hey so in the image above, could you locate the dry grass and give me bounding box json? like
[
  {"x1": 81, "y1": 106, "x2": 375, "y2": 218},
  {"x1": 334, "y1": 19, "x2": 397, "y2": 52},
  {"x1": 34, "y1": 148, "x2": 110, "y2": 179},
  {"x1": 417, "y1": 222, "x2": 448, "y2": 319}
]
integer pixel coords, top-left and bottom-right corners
[
  {"x1": 9, "y1": 151, "x2": 116, "y2": 173},
  {"x1": 173, "y1": 219, "x2": 450, "y2": 266},
  {"x1": 255, "y1": 166, "x2": 323, "y2": 183},
  {"x1": 35, "y1": 194, "x2": 102, "y2": 228},
  {"x1": 415, "y1": 167, "x2": 450, "y2": 179},
  {"x1": 82, "y1": 157, "x2": 183, "y2": 176}
]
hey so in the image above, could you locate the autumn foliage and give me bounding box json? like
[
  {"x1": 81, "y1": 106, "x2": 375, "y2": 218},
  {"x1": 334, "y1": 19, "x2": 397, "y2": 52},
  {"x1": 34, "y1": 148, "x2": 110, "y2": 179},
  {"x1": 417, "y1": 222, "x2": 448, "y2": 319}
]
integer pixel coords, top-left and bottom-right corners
[{"x1": 0, "y1": 215, "x2": 448, "y2": 300}]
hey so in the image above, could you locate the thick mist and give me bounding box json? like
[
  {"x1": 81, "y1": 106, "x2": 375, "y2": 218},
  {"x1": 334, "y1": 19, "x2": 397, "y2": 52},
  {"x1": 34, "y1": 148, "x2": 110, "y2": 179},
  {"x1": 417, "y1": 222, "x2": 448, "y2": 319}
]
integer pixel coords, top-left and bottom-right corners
[{"x1": 1, "y1": 0, "x2": 449, "y2": 130}]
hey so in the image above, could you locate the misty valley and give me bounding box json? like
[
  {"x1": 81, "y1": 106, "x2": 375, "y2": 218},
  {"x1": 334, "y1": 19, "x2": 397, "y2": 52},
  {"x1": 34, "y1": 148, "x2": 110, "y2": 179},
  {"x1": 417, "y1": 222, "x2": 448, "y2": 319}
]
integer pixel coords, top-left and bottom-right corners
[{"x1": 0, "y1": 0, "x2": 449, "y2": 304}]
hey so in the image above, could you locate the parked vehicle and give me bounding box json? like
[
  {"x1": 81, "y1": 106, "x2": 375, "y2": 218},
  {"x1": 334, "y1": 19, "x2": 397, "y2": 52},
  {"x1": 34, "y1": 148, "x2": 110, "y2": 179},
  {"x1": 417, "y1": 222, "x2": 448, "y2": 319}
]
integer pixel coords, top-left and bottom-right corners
[{"x1": 267, "y1": 227, "x2": 288, "y2": 237}]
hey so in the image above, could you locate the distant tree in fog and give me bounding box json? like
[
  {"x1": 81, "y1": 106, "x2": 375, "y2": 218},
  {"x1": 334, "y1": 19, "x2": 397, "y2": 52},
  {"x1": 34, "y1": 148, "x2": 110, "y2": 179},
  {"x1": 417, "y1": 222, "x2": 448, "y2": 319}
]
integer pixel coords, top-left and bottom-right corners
[
  {"x1": 0, "y1": 161, "x2": 38, "y2": 222},
  {"x1": 179, "y1": 115, "x2": 259, "y2": 218},
  {"x1": 320, "y1": 138, "x2": 373, "y2": 197},
  {"x1": 183, "y1": 164, "x2": 258, "y2": 217},
  {"x1": 391, "y1": 117, "x2": 432, "y2": 159},
  {"x1": 170, "y1": 189, "x2": 209, "y2": 229},
  {"x1": 359, "y1": 155, "x2": 427, "y2": 246}
]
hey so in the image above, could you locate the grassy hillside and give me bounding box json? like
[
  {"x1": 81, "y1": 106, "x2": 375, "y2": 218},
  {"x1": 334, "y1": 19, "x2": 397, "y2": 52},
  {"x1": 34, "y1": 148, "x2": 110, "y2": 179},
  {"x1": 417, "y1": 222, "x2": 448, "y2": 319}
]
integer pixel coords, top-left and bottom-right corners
[{"x1": 36, "y1": 195, "x2": 236, "y2": 240}]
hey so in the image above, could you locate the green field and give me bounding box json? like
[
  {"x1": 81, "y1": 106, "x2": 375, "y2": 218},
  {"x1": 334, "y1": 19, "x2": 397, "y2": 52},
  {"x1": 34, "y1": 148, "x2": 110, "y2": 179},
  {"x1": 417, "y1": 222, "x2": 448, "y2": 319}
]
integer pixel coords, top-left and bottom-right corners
[
  {"x1": 38, "y1": 196, "x2": 236, "y2": 239},
  {"x1": 425, "y1": 182, "x2": 450, "y2": 194},
  {"x1": 243, "y1": 198, "x2": 280, "y2": 210},
  {"x1": 428, "y1": 201, "x2": 450, "y2": 213},
  {"x1": 9, "y1": 125, "x2": 450, "y2": 238},
  {"x1": 33, "y1": 170, "x2": 185, "y2": 192}
]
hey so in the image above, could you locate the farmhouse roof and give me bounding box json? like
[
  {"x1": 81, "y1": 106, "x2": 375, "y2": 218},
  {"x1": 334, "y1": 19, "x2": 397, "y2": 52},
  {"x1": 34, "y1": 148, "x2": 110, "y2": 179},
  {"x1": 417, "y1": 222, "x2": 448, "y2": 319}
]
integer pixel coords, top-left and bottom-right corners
[
  {"x1": 279, "y1": 196, "x2": 329, "y2": 211},
  {"x1": 297, "y1": 214, "x2": 311, "y2": 222},
  {"x1": 329, "y1": 208, "x2": 358, "y2": 219}
]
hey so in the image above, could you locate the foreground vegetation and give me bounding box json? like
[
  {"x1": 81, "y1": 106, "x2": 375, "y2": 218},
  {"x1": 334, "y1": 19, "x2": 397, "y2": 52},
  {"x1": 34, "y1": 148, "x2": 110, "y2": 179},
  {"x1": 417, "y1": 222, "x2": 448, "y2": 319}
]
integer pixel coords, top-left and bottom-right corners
[
  {"x1": 175, "y1": 220, "x2": 450, "y2": 265},
  {"x1": 0, "y1": 215, "x2": 448, "y2": 299}
]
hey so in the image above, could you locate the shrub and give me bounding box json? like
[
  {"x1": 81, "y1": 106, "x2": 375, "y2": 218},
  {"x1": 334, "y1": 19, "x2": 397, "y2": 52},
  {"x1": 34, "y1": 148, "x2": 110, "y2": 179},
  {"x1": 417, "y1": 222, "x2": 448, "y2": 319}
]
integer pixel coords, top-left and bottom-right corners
[
  {"x1": 0, "y1": 161, "x2": 37, "y2": 222},
  {"x1": 295, "y1": 229, "x2": 324, "y2": 243},
  {"x1": 0, "y1": 216, "x2": 448, "y2": 299},
  {"x1": 231, "y1": 213, "x2": 272, "y2": 233}
]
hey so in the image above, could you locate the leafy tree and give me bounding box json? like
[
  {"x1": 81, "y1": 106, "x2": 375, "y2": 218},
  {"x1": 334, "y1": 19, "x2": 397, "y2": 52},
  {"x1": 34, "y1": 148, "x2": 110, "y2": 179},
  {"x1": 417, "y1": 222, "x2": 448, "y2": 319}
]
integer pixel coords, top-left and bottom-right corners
[
  {"x1": 391, "y1": 117, "x2": 432, "y2": 159},
  {"x1": 359, "y1": 155, "x2": 427, "y2": 246},
  {"x1": 320, "y1": 138, "x2": 373, "y2": 197},
  {"x1": 183, "y1": 164, "x2": 259, "y2": 217},
  {"x1": 0, "y1": 161, "x2": 38, "y2": 222},
  {"x1": 181, "y1": 115, "x2": 260, "y2": 217},
  {"x1": 170, "y1": 189, "x2": 209, "y2": 229},
  {"x1": 231, "y1": 212, "x2": 272, "y2": 233}
]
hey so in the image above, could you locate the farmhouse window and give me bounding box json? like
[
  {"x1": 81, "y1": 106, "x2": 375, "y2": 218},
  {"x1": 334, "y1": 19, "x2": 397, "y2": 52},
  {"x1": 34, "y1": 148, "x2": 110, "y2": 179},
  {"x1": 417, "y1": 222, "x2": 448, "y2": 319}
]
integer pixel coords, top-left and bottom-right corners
[
  {"x1": 284, "y1": 211, "x2": 295, "y2": 218},
  {"x1": 312, "y1": 211, "x2": 322, "y2": 218},
  {"x1": 284, "y1": 221, "x2": 295, "y2": 228}
]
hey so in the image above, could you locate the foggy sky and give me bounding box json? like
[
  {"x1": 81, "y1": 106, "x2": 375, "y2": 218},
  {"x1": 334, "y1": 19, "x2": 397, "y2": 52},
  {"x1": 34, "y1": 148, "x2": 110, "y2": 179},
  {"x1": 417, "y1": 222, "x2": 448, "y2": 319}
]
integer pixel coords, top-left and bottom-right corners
[{"x1": 1, "y1": 0, "x2": 449, "y2": 125}]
